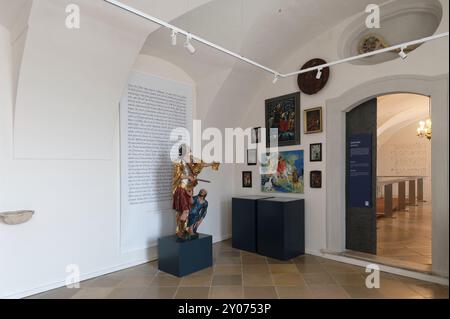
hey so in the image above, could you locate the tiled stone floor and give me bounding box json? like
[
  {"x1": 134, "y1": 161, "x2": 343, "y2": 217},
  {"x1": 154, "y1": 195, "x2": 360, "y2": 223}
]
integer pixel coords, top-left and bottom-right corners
[
  {"x1": 27, "y1": 239, "x2": 448, "y2": 299},
  {"x1": 377, "y1": 202, "x2": 432, "y2": 269}
]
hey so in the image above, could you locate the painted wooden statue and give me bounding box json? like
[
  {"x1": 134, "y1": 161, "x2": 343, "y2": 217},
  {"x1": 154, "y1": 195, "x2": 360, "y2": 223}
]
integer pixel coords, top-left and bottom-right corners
[{"x1": 172, "y1": 145, "x2": 219, "y2": 241}]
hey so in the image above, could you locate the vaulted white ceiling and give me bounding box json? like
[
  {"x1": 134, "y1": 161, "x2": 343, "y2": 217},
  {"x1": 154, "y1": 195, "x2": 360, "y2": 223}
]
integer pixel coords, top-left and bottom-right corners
[
  {"x1": 0, "y1": 0, "x2": 29, "y2": 28},
  {"x1": 140, "y1": 0, "x2": 387, "y2": 127},
  {"x1": 377, "y1": 93, "x2": 430, "y2": 146},
  {"x1": 142, "y1": 0, "x2": 387, "y2": 78}
]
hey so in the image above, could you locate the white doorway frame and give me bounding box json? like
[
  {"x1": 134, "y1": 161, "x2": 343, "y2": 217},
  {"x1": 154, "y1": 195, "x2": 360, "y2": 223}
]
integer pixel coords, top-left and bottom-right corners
[{"x1": 325, "y1": 75, "x2": 449, "y2": 277}]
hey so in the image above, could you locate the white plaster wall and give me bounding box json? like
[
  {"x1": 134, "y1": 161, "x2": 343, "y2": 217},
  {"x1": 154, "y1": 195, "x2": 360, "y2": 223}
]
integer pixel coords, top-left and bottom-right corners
[
  {"x1": 0, "y1": 0, "x2": 227, "y2": 298},
  {"x1": 233, "y1": 0, "x2": 449, "y2": 274},
  {"x1": 131, "y1": 54, "x2": 233, "y2": 252},
  {"x1": 0, "y1": 25, "x2": 127, "y2": 298},
  {"x1": 378, "y1": 122, "x2": 432, "y2": 201},
  {"x1": 12, "y1": 0, "x2": 148, "y2": 160},
  {"x1": 0, "y1": 24, "x2": 231, "y2": 298}
]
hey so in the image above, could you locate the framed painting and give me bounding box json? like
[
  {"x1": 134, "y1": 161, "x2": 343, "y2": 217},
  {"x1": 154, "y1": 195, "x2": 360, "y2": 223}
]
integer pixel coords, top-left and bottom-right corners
[
  {"x1": 242, "y1": 171, "x2": 252, "y2": 188},
  {"x1": 310, "y1": 143, "x2": 322, "y2": 162},
  {"x1": 247, "y1": 149, "x2": 257, "y2": 166},
  {"x1": 251, "y1": 127, "x2": 261, "y2": 144},
  {"x1": 304, "y1": 107, "x2": 323, "y2": 134},
  {"x1": 310, "y1": 170, "x2": 322, "y2": 188},
  {"x1": 260, "y1": 150, "x2": 304, "y2": 194},
  {"x1": 265, "y1": 92, "x2": 301, "y2": 147}
]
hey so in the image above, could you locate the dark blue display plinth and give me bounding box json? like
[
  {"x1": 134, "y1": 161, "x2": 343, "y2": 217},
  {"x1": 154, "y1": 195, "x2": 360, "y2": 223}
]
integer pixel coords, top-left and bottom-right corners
[
  {"x1": 257, "y1": 198, "x2": 305, "y2": 260},
  {"x1": 158, "y1": 234, "x2": 213, "y2": 277},
  {"x1": 232, "y1": 196, "x2": 273, "y2": 252}
]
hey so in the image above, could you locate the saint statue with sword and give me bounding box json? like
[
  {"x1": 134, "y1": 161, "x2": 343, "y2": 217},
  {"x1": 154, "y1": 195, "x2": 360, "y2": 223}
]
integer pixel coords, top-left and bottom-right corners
[{"x1": 172, "y1": 144, "x2": 220, "y2": 241}]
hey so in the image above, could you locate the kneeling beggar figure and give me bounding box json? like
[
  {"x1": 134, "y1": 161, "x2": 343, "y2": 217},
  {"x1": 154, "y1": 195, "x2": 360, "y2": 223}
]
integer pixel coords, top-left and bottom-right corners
[{"x1": 172, "y1": 145, "x2": 220, "y2": 241}]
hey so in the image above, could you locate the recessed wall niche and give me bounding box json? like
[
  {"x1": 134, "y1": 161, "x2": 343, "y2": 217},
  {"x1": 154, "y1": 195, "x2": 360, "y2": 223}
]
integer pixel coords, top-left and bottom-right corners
[{"x1": 338, "y1": 0, "x2": 443, "y2": 65}]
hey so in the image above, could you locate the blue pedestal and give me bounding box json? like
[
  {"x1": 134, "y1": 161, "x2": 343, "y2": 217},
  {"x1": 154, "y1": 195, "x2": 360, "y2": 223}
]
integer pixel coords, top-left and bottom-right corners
[
  {"x1": 257, "y1": 198, "x2": 305, "y2": 260},
  {"x1": 158, "y1": 234, "x2": 213, "y2": 277},
  {"x1": 232, "y1": 196, "x2": 273, "y2": 252}
]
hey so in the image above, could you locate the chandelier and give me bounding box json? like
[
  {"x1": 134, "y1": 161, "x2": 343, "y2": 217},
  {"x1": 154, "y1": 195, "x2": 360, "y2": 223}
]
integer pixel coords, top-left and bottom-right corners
[{"x1": 417, "y1": 99, "x2": 432, "y2": 140}]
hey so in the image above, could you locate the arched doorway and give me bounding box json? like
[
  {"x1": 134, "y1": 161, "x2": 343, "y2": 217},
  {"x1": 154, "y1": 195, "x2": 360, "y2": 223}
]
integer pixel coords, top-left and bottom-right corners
[
  {"x1": 344, "y1": 93, "x2": 433, "y2": 271},
  {"x1": 376, "y1": 94, "x2": 432, "y2": 270},
  {"x1": 325, "y1": 75, "x2": 448, "y2": 277}
]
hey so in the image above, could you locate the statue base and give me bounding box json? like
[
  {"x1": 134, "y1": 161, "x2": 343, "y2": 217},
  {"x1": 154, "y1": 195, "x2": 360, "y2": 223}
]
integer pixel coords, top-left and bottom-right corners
[{"x1": 158, "y1": 233, "x2": 213, "y2": 277}]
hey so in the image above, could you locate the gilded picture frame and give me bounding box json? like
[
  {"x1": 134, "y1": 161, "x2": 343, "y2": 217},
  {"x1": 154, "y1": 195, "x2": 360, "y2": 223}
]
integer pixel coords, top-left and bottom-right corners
[{"x1": 304, "y1": 107, "x2": 323, "y2": 134}]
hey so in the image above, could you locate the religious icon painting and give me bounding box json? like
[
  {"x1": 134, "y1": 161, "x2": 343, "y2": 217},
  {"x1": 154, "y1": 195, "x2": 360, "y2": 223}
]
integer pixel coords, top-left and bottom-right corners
[
  {"x1": 265, "y1": 92, "x2": 301, "y2": 147},
  {"x1": 242, "y1": 171, "x2": 252, "y2": 188},
  {"x1": 304, "y1": 107, "x2": 323, "y2": 134},
  {"x1": 310, "y1": 170, "x2": 322, "y2": 188}
]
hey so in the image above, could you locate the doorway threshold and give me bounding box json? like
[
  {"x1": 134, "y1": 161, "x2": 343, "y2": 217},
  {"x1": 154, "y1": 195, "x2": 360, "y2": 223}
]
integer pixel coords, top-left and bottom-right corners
[
  {"x1": 341, "y1": 250, "x2": 432, "y2": 274},
  {"x1": 319, "y1": 249, "x2": 447, "y2": 286}
]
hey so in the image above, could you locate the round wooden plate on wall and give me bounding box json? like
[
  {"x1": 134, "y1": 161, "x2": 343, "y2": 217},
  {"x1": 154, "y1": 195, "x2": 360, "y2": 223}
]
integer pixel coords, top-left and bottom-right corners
[{"x1": 297, "y1": 58, "x2": 330, "y2": 95}]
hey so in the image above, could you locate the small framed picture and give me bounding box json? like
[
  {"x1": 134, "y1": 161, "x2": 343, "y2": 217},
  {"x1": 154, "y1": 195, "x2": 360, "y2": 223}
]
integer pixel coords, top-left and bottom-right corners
[
  {"x1": 310, "y1": 143, "x2": 322, "y2": 162},
  {"x1": 304, "y1": 107, "x2": 323, "y2": 134},
  {"x1": 251, "y1": 127, "x2": 261, "y2": 144},
  {"x1": 242, "y1": 171, "x2": 253, "y2": 188},
  {"x1": 247, "y1": 149, "x2": 257, "y2": 166},
  {"x1": 310, "y1": 171, "x2": 322, "y2": 188}
]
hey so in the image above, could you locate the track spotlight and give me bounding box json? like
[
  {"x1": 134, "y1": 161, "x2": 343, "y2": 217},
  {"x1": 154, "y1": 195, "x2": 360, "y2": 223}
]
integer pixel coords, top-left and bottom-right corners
[
  {"x1": 184, "y1": 34, "x2": 196, "y2": 54},
  {"x1": 272, "y1": 74, "x2": 279, "y2": 84},
  {"x1": 316, "y1": 68, "x2": 323, "y2": 80},
  {"x1": 171, "y1": 30, "x2": 177, "y2": 46},
  {"x1": 399, "y1": 46, "x2": 408, "y2": 60}
]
